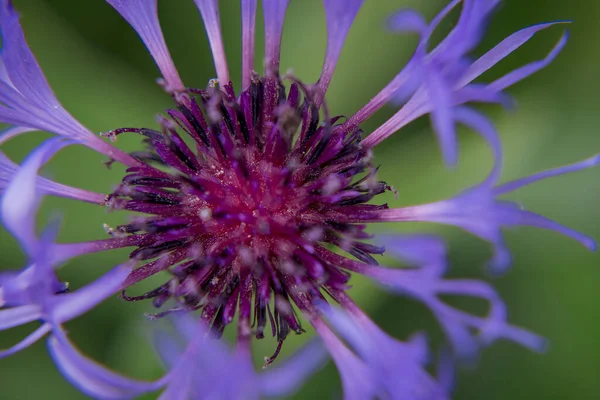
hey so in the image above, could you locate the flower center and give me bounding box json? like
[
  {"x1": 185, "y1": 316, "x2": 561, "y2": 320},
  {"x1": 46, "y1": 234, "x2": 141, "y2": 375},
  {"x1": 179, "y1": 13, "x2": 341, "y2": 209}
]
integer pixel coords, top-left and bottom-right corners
[{"x1": 102, "y1": 75, "x2": 391, "y2": 357}]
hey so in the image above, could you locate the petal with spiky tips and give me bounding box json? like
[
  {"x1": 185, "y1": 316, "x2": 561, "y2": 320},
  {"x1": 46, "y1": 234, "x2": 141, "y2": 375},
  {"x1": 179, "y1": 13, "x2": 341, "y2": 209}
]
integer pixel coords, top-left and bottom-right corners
[
  {"x1": 489, "y1": 30, "x2": 569, "y2": 92},
  {"x1": 193, "y1": 0, "x2": 230, "y2": 85},
  {"x1": 358, "y1": 3, "x2": 568, "y2": 171},
  {"x1": 313, "y1": 319, "x2": 382, "y2": 400},
  {"x1": 53, "y1": 263, "x2": 133, "y2": 322},
  {"x1": 315, "y1": 0, "x2": 364, "y2": 106},
  {"x1": 365, "y1": 265, "x2": 547, "y2": 359},
  {"x1": 0, "y1": 304, "x2": 41, "y2": 330},
  {"x1": 0, "y1": 323, "x2": 50, "y2": 359},
  {"x1": 360, "y1": 151, "x2": 599, "y2": 272},
  {"x1": 0, "y1": 150, "x2": 106, "y2": 203},
  {"x1": 48, "y1": 327, "x2": 163, "y2": 400},
  {"x1": 376, "y1": 234, "x2": 448, "y2": 277},
  {"x1": 260, "y1": 338, "x2": 328, "y2": 397},
  {"x1": 241, "y1": 0, "x2": 258, "y2": 89},
  {"x1": 262, "y1": 0, "x2": 290, "y2": 76},
  {"x1": 386, "y1": 9, "x2": 428, "y2": 35},
  {"x1": 0, "y1": 1, "x2": 63, "y2": 112},
  {"x1": 459, "y1": 21, "x2": 570, "y2": 87},
  {"x1": 1, "y1": 137, "x2": 73, "y2": 255},
  {"x1": 318, "y1": 305, "x2": 447, "y2": 399},
  {"x1": 106, "y1": 0, "x2": 184, "y2": 93},
  {"x1": 0, "y1": 2, "x2": 135, "y2": 166}
]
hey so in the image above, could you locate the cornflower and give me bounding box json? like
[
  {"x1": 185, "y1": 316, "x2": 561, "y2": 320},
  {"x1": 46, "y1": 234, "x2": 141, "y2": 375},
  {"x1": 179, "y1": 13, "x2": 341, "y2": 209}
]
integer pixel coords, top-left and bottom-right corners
[{"x1": 0, "y1": 0, "x2": 597, "y2": 398}]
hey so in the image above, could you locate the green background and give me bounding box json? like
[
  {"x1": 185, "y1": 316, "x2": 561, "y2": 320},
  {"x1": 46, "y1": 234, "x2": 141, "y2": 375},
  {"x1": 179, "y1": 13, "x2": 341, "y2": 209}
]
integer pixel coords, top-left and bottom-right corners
[{"x1": 1, "y1": 0, "x2": 600, "y2": 398}]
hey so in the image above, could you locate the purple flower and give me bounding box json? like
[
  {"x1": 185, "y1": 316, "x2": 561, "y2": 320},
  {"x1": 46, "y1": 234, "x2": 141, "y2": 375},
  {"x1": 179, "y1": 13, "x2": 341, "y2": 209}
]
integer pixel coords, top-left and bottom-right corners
[
  {"x1": 155, "y1": 315, "x2": 327, "y2": 400},
  {"x1": 0, "y1": 0, "x2": 597, "y2": 398}
]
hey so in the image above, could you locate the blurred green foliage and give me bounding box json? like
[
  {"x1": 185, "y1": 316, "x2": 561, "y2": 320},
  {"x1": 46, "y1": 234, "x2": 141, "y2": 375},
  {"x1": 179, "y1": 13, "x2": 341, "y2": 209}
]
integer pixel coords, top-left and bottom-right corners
[{"x1": 1, "y1": 0, "x2": 600, "y2": 399}]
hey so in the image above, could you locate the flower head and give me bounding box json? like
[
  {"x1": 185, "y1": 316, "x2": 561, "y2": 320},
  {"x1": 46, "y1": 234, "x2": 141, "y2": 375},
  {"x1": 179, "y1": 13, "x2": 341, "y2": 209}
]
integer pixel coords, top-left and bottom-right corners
[{"x1": 0, "y1": 0, "x2": 597, "y2": 398}]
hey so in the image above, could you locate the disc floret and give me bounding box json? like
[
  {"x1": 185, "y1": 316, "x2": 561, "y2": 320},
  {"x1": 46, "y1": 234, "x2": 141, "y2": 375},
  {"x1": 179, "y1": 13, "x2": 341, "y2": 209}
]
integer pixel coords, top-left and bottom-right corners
[{"x1": 103, "y1": 75, "x2": 390, "y2": 354}]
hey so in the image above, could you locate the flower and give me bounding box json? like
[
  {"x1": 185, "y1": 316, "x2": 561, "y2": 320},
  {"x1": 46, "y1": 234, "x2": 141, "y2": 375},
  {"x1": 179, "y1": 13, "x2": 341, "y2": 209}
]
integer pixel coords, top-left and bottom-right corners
[{"x1": 0, "y1": 0, "x2": 597, "y2": 398}]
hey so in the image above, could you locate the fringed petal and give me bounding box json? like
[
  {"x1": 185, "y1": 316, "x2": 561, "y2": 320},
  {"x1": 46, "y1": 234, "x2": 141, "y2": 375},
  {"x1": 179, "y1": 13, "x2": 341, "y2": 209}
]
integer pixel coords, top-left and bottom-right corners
[
  {"x1": 365, "y1": 262, "x2": 547, "y2": 359},
  {"x1": 1, "y1": 137, "x2": 73, "y2": 255},
  {"x1": 360, "y1": 132, "x2": 597, "y2": 272},
  {"x1": 260, "y1": 338, "x2": 328, "y2": 397},
  {"x1": 452, "y1": 106, "x2": 502, "y2": 183},
  {"x1": 312, "y1": 319, "x2": 380, "y2": 400},
  {"x1": 386, "y1": 9, "x2": 427, "y2": 35},
  {"x1": 53, "y1": 263, "x2": 132, "y2": 322},
  {"x1": 48, "y1": 327, "x2": 162, "y2": 400},
  {"x1": 262, "y1": 0, "x2": 290, "y2": 76},
  {"x1": 106, "y1": 0, "x2": 184, "y2": 93},
  {"x1": 315, "y1": 0, "x2": 364, "y2": 106},
  {"x1": 193, "y1": 0, "x2": 230, "y2": 85},
  {"x1": 489, "y1": 30, "x2": 569, "y2": 92},
  {"x1": 241, "y1": 0, "x2": 258, "y2": 89},
  {"x1": 0, "y1": 323, "x2": 50, "y2": 358},
  {"x1": 0, "y1": 1, "x2": 136, "y2": 165},
  {"x1": 0, "y1": 304, "x2": 41, "y2": 330},
  {"x1": 459, "y1": 21, "x2": 570, "y2": 87},
  {"x1": 376, "y1": 234, "x2": 447, "y2": 277},
  {"x1": 155, "y1": 314, "x2": 322, "y2": 400},
  {"x1": 0, "y1": 1, "x2": 62, "y2": 111},
  {"x1": 355, "y1": 0, "x2": 568, "y2": 172},
  {"x1": 0, "y1": 150, "x2": 106, "y2": 203},
  {"x1": 495, "y1": 153, "x2": 600, "y2": 195},
  {"x1": 425, "y1": 66, "x2": 458, "y2": 166}
]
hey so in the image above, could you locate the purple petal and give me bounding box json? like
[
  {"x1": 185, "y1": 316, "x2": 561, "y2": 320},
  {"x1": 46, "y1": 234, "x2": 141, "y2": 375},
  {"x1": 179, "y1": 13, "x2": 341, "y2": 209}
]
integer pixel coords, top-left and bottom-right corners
[
  {"x1": 376, "y1": 234, "x2": 447, "y2": 277},
  {"x1": 260, "y1": 339, "x2": 329, "y2": 397},
  {"x1": 459, "y1": 21, "x2": 569, "y2": 87},
  {"x1": 0, "y1": 150, "x2": 105, "y2": 203},
  {"x1": 349, "y1": 1, "x2": 461, "y2": 133},
  {"x1": 363, "y1": 150, "x2": 598, "y2": 272},
  {"x1": 317, "y1": 306, "x2": 447, "y2": 399},
  {"x1": 0, "y1": 1, "x2": 61, "y2": 111},
  {"x1": 495, "y1": 153, "x2": 600, "y2": 195},
  {"x1": 315, "y1": 0, "x2": 364, "y2": 105},
  {"x1": 489, "y1": 30, "x2": 569, "y2": 92},
  {"x1": 106, "y1": 0, "x2": 184, "y2": 93},
  {"x1": 436, "y1": 348, "x2": 456, "y2": 394},
  {"x1": 156, "y1": 316, "x2": 239, "y2": 399},
  {"x1": 419, "y1": 0, "x2": 464, "y2": 54},
  {"x1": 497, "y1": 204, "x2": 597, "y2": 253},
  {"x1": 386, "y1": 9, "x2": 427, "y2": 35},
  {"x1": 53, "y1": 263, "x2": 132, "y2": 322},
  {"x1": 241, "y1": 0, "x2": 258, "y2": 88},
  {"x1": 0, "y1": 2, "x2": 108, "y2": 146},
  {"x1": 1, "y1": 138, "x2": 73, "y2": 255},
  {"x1": 262, "y1": 0, "x2": 290, "y2": 76},
  {"x1": 366, "y1": 266, "x2": 547, "y2": 358},
  {"x1": 347, "y1": 60, "x2": 421, "y2": 142},
  {"x1": 0, "y1": 125, "x2": 34, "y2": 146},
  {"x1": 193, "y1": 0, "x2": 230, "y2": 85},
  {"x1": 425, "y1": 67, "x2": 458, "y2": 166},
  {"x1": 0, "y1": 304, "x2": 41, "y2": 330},
  {"x1": 0, "y1": 323, "x2": 50, "y2": 358},
  {"x1": 313, "y1": 320, "x2": 380, "y2": 400},
  {"x1": 453, "y1": 106, "x2": 502, "y2": 184},
  {"x1": 48, "y1": 327, "x2": 162, "y2": 400},
  {"x1": 155, "y1": 314, "x2": 320, "y2": 399},
  {"x1": 430, "y1": 0, "x2": 498, "y2": 63},
  {"x1": 0, "y1": 264, "x2": 52, "y2": 307},
  {"x1": 359, "y1": 2, "x2": 568, "y2": 167}
]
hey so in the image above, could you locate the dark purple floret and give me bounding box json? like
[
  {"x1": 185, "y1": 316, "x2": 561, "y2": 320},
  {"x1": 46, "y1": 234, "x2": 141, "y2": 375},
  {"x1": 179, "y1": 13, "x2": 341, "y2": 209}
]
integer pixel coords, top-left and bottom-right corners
[{"x1": 101, "y1": 75, "x2": 390, "y2": 353}]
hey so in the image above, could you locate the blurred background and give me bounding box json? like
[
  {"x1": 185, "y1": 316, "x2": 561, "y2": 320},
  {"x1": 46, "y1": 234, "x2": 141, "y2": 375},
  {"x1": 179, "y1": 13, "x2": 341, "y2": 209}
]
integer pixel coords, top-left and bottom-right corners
[{"x1": 1, "y1": 0, "x2": 600, "y2": 398}]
